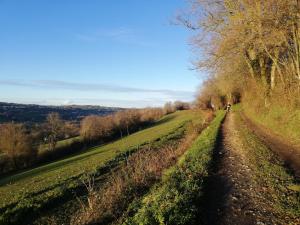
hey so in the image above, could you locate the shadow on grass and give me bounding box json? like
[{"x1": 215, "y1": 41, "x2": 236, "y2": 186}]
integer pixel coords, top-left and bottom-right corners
[{"x1": 196, "y1": 114, "x2": 231, "y2": 225}]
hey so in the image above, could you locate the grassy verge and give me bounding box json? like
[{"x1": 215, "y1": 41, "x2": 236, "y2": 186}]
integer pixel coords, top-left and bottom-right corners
[
  {"x1": 122, "y1": 111, "x2": 225, "y2": 225},
  {"x1": 242, "y1": 103, "x2": 300, "y2": 146},
  {"x1": 0, "y1": 110, "x2": 204, "y2": 225},
  {"x1": 235, "y1": 113, "x2": 300, "y2": 221}
]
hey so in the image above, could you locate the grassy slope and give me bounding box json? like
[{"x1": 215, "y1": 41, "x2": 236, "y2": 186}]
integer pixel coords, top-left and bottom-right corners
[
  {"x1": 0, "y1": 110, "x2": 203, "y2": 224},
  {"x1": 242, "y1": 103, "x2": 300, "y2": 146},
  {"x1": 38, "y1": 136, "x2": 82, "y2": 152},
  {"x1": 122, "y1": 111, "x2": 225, "y2": 225}
]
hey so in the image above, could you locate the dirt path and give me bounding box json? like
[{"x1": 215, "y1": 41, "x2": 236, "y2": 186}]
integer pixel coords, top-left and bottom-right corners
[{"x1": 200, "y1": 112, "x2": 300, "y2": 225}]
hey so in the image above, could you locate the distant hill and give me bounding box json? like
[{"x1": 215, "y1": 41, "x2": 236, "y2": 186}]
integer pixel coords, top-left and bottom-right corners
[{"x1": 0, "y1": 102, "x2": 123, "y2": 124}]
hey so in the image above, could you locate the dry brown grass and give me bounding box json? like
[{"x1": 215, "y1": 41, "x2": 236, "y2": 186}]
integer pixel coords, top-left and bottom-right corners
[{"x1": 71, "y1": 124, "x2": 200, "y2": 225}]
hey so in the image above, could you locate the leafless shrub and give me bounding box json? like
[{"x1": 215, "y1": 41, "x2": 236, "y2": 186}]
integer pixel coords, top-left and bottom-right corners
[
  {"x1": 80, "y1": 108, "x2": 166, "y2": 142},
  {"x1": 45, "y1": 112, "x2": 64, "y2": 151}
]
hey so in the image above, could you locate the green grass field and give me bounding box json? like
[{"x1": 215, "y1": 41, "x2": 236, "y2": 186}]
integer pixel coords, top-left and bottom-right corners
[
  {"x1": 38, "y1": 136, "x2": 82, "y2": 152},
  {"x1": 0, "y1": 110, "x2": 204, "y2": 224}
]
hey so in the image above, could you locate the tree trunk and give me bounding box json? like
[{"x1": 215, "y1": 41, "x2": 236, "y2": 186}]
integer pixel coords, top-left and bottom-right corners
[
  {"x1": 227, "y1": 93, "x2": 232, "y2": 103},
  {"x1": 270, "y1": 62, "x2": 276, "y2": 90},
  {"x1": 119, "y1": 129, "x2": 123, "y2": 139},
  {"x1": 244, "y1": 53, "x2": 256, "y2": 79},
  {"x1": 293, "y1": 3, "x2": 300, "y2": 81},
  {"x1": 270, "y1": 49, "x2": 280, "y2": 91},
  {"x1": 297, "y1": 1, "x2": 300, "y2": 80},
  {"x1": 259, "y1": 56, "x2": 268, "y2": 87},
  {"x1": 126, "y1": 125, "x2": 130, "y2": 136},
  {"x1": 12, "y1": 156, "x2": 19, "y2": 170}
]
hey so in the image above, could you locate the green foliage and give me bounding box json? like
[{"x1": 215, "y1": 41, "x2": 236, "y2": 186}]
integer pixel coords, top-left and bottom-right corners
[
  {"x1": 0, "y1": 110, "x2": 203, "y2": 225},
  {"x1": 123, "y1": 111, "x2": 225, "y2": 225}
]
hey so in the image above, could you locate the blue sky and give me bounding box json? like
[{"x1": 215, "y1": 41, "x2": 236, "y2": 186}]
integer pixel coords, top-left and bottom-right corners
[{"x1": 0, "y1": 0, "x2": 203, "y2": 108}]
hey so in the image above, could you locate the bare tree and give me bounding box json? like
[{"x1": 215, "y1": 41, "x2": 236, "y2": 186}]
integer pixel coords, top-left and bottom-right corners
[
  {"x1": 80, "y1": 115, "x2": 99, "y2": 141},
  {"x1": 163, "y1": 102, "x2": 175, "y2": 114},
  {"x1": 45, "y1": 113, "x2": 63, "y2": 151}
]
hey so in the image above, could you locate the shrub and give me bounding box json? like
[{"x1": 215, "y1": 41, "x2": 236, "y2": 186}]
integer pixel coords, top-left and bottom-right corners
[
  {"x1": 174, "y1": 101, "x2": 190, "y2": 111},
  {"x1": 0, "y1": 123, "x2": 37, "y2": 170}
]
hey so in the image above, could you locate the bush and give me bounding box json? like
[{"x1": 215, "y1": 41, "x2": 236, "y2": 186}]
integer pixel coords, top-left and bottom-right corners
[
  {"x1": 0, "y1": 123, "x2": 37, "y2": 171},
  {"x1": 174, "y1": 101, "x2": 190, "y2": 111}
]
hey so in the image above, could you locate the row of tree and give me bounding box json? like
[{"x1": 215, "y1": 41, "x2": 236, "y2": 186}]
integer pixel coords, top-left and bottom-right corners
[
  {"x1": 180, "y1": 0, "x2": 300, "y2": 109},
  {"x1": 80, "y1": 108, "x2": 160, "y2": 141},
  {"x1": 80, "y1": 101, "x2": 191, "y2": 142}
]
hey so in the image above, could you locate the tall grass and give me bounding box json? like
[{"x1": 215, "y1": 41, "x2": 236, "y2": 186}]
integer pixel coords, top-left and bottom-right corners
[{"x1": 71, "y1": 121, "x2": 203, "y2": 225}]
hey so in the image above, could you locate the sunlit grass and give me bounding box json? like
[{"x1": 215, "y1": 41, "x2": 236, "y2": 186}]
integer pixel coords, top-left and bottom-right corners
[
  {"x1": 0, "y1": 110, "x2": 203, "y2": 224},
  {"x1": 242, "y1": 103, "x2": 300, "y2": 146}
]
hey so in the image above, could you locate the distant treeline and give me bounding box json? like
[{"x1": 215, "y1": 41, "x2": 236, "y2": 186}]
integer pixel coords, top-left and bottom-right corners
[
  {"x1": 0, "y1": 102, "x2": 122, "y2": 124},
  {"x1": 0, "y1": 101, "x2": 190, "y2": 175}
]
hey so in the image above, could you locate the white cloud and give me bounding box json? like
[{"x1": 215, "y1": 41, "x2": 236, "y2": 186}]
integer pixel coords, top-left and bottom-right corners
[
  {"x1": 0, "y1": 79, "x2": 195, "y2": 107},
  {"x1": 75, "y1": 27, "x2": 156, "y2": 47}
]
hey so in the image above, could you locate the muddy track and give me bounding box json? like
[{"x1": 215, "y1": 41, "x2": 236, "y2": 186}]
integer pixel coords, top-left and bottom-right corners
[
  {"x1": 200, "y1": 112, "x2": 299, "y2": 225},
  {"x1": 200, "y1": 113, "x2": 258, "y2": 225}
]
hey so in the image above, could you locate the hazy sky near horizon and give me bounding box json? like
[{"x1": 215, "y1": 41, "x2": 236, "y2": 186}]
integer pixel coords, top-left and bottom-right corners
[{"x1": 0, "y1": 0, "x2": 203, "y2": 108}]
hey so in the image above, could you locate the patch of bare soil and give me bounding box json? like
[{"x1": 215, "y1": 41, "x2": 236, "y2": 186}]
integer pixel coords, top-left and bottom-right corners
[
  {"x1": 200, "y1": 112, "x2": 299, "y2": 225},
  {"x1": 242, "y1": 113, "x2": 300, "y2": 179}
]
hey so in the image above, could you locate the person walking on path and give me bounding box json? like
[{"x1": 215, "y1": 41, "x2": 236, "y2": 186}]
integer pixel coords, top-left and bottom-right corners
[{"x1": 226, "y1": 103, "x2": 231, "y2": 112}]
